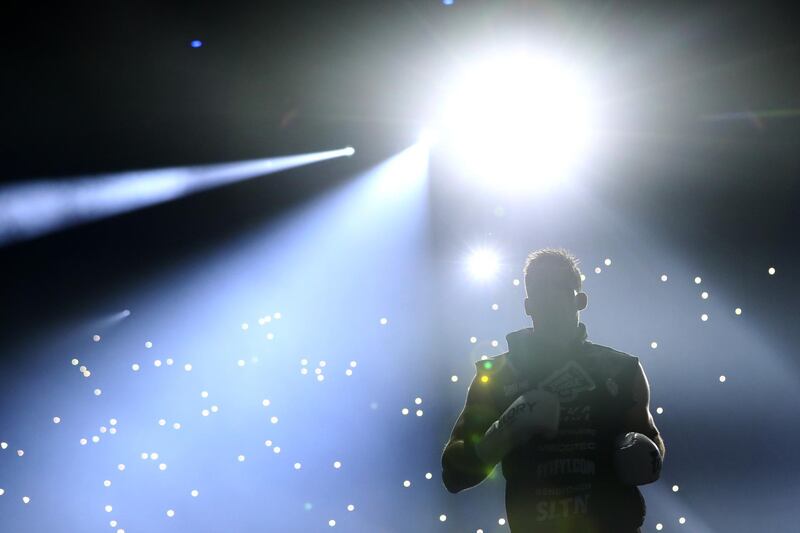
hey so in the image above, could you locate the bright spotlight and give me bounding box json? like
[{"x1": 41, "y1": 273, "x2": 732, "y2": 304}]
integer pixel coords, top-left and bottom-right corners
[
  {"x1": 467, "y1": 248, "x2": 500, "y2": 281},
  {"x1": 437, "y1": 49, "x2": 595, "y2": 191},
  {"x1": 418, "y1": 128, "x2": 439, "y2": 147},
  {"x1": 343, "y1": 146, "x2": 355, "y2": 156}
]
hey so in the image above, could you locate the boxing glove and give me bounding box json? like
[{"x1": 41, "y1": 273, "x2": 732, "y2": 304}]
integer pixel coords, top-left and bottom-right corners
[
  {"x1": 613, "y1": 432, "x2": 662, "y2": 486},
  {"x1": 474, "y1": 388, "x2": 560, "y2": 466}
]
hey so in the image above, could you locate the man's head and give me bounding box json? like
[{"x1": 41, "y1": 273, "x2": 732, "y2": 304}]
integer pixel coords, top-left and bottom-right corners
[{"x1": 523, "y1": 248, "x2": 587, "y2": 332}]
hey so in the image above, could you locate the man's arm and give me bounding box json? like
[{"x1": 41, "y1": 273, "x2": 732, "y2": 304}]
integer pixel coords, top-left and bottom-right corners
[
  {"x1": 441, "y1": 370, "x2": 498, "y2": 494},
  {"x1": 622, "y1": 360, "x2": 665, "y2": 460}
]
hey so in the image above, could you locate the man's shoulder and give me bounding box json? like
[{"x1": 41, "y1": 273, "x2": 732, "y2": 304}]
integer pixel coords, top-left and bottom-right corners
[{"x1": 583, "y1": 341, "x2": 640, "y2": 374}]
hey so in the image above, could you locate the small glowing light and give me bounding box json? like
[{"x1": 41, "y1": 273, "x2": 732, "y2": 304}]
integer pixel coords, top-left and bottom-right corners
[
  {"x1": 480, "y1": 375, "x2": 489, "y2": 383},
  {"x1": 416, "y1": 409, "x2": 423, "y2": 416},
  {"x1": 118, "y1": 464, "x2": 126, "y2": 471},
  {"x1": 491, "y1": 339, "x2": 498, "y2": 347},
  {"x1": 22, "y1": 496, "x2": 30, "y2": 504},
  {"x1": 403, "y1": 480, "x2": 411, "y2": 488},
  {"x1": 191, "y1": 489, "x2": 199, "y2": 497},
  {"x1": 450, "y1": 375, "x2": 458, "y2": 382},
  {"x1": 701, "y1": 313, "x2": 708, "y2": 321},
  {"x1": 0, "y1": 489, "x2": 5, "y2": 496},
  {"x1": 333, "y1": 461, "x2": 342, "y2": 469},
  {"x1": 425, "y1": 472, "x2": 433, "y2": 479},
  {"x1": 270, "y1": 416, "x2": 278, "y2": 424},
  {"x1": 201, "y1": 391, "x2": 209, "y2": 398},
  {"x1": 345, "y1": 369, "x2": 353, "y2": 376},
  {"x1": 159, "y1": 463, "x2": 167, "y2": 471},
  {"x1": 241, "y1": 323, "x2": 249, "y2": 331},
  {"x1": 343, "y1": 146, "x2": 355, "y2": 157},
  {"x1": 272, "y1": 446, "x2": 281, "y2": 454},
  {"x1": 190, "y1": 40, "x2": 202, "y2": 48},
  {"x1": 0, "y1": 442, "x2": 6, "y2": 449},
  {"x1": 350, "y1": 360, "x2": 357, "y2": 368},
  {"x1": 679, "y1": 517, "x2": 686, "y2": 524},
  {"x1": 735, "y1": 307, "x2": 742, "y2": 315},
  {"x1": 694, "y1": 276, "x2": 702, "y2": 284},
  {"x1": 317, "y1": 374, "x2": 325, "y2": 382},
  {"x1": 701, "y1": 291, "x2": 709, "y2": 299},
  {"x1": 414, "y1": 397, "x2": 422, "y2": 405},
  {"x1": 262, "y1": 399, "x2": 270, "y2": 407},
  {"x1": 656, "y1": 407, "x2": 663, "y2": 414},
  {"x1": 266, "y1": 332, "x2": 275, "y2": 340},
  {"x1": 594, "y1": 267, "x2": 601, "y2": 274},
  {"x1": 656, "y1": 524, "x2": 663, "y2": 531},
  {"x1": 109, "y1": 418, "x2": 117, "y2": 426},
  {"x1": 300, "y1": 368, "x2": 308, "y2": 375},
  {"x1": 379, "y1": 317, "x2": 388, "y2": 325},
  {"x1": 650, "y1": 342, "x2": 658, "y2": 349},
  {"x1": 104, "y1": 480, "x2": 111, "y2": 487},
  {"x1": 71, "y1": 358, "x2": 79, "y2": 366},
  {"x1": 294, "y1": 462, "x2": 302, "y2": 470},
  {"x1": 131, "y1": 363, "x2": 140, "y2": 371},
  {"x1": 154, "y1": 359, "x2": 162, "y2": 367},
  {"x1": 158, "y1": 419, "x2": 166, "y2": 426},
  {"x1": 210, "y1": 405, "x2": 219, "y2": 413},
  {"x1": 719, "y1": 375, "x2": 726, "y2": 383},
  {"x1": 109, "y1": 428, "x2": 116, "y2": 435},
  {"x1": 172, "y1": 422, "x2": 181, "y2": 430},
  {"x1": 83, "y1": 370, "x2": 91, "y2": 378},
  {"x1": 328, "y1": 519, "x2": 336, "y2": 527},
  {"x1": 145, "y1": 341, "x2": 153, "y2": 348},
  {"x1": 110, "y1": 520, "x2": 117, "y2": 528},
  {"x1": 319, "y1": 361, "x2": 327, "y2": 368},
  {"x1": 513, "y1": 278, "x2": 520, "y2": 286},
  {"x1": 53, "y1": 416, "x2": 61, "y2": 424},
  {"x1": 491, "y1": 303, "x2": 499, "y2": 311},
  {"x1": 93, "y1": 334, "x2": 101, "y2": 342},
  {"x1": 166, "y1": 358, "x2": 174, "y2": 365},
  {"x1": 264, "y1": 440, "x2": 273, "y2": 447},
  {"x1": 238, "y1": 455, "x2": 245, "y2": 462},
  {"x1": 237, "y1": 359, "x2": 245, "y2": 367},
  {"x1": 604, "y1": 258, "x2": 612, "y2": 266},
  {"x1": 201, "y1": 409, "x2": 210, "y2": 417},
  {"x1": 92, "y1": 435, "x2": 100, "y2": 443},
  {"x1": 467, "y1": 249, "x2": 500, "y2": 280},
  {"x1": 660, "y1": 274, "x2": 668, "y2": 282},
  {"x1": 499, "y1": 518, "x2": 506, "y2": 525},
  {"x1": 184, "y1": 363, "x2": 192, "y2": 372},
  {"x1": 672, "y1": 484, "x2": 679, "y2": 492},
  {"x1": 141, "y1": 452, "x2": 148, "y2": 459},
  {"x1": 300, "y1": 358, "x2": 308, "y2": 366},
  {"x1": 79, "y1": 365, "x2": 87, "y2": 372},
  {"x1": 105, "y1": 505, "x2": 113, "y2": 513},
  {"x1": 80, "y1": 438, "x2": 88, "y2": 445},
  {"x1": 17, "y1": 449, "x2": 24, "y2": 456},
  {"x1": 273, "y1": 311, "x2": 282, "y2": 319},
  {"x1": 418, "y1": 128, "x2": 439, "y2": 146},
  {"x1": 768, "y1": 266, "x2": 776, "y2": 275},
  {"x1": 401, "y1": 408, "x2": 409, "y2": 415},
  {"x1": 314, "y1": 368, "x2": 322, "y2": 375},
  {"x1": 347, "y1": 504, "x2": 355, "y2": 511},
  {"x1": 470, "y1": 336, "x2": 477, "y2": 344},
  {"x1": 439, "y1": 514, "x2": 447, "y2": 522},
  {"x1": 166, "y1": 509, "x2": 175, "y2": 518}
]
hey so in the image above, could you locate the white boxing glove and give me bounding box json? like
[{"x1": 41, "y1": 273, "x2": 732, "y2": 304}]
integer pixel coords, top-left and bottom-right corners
[
  {"x1": 474, "y1": 388, "x2": 560, "y2": 466},
  {"x1": 613, "y1": 432, "x2": 662, "y2": 486}
]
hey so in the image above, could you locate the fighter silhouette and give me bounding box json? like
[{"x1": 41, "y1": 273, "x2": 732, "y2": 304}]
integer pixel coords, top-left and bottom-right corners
[{"x1": 442, "y1": 248, "x2": 665, "y2": 533}]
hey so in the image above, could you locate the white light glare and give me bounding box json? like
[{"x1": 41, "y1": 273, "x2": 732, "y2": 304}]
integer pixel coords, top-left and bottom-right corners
[
  {"x1": 438, "y1": 50, "x2": 595, "y2": 191},
  {"x1": 467, "y1": 249, "x2": 500, "y2": 280}
]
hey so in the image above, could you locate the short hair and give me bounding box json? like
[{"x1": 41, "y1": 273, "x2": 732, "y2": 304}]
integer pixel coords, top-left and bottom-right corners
[{"x1": 523, "y1": 247, "x2": 582, "y2": 294}]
